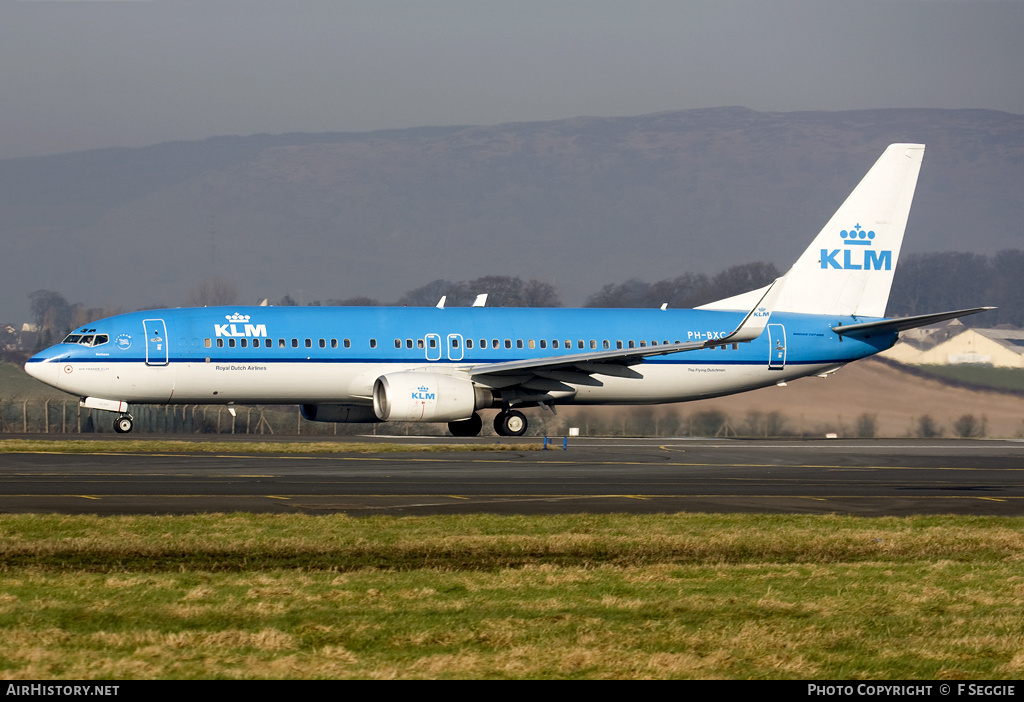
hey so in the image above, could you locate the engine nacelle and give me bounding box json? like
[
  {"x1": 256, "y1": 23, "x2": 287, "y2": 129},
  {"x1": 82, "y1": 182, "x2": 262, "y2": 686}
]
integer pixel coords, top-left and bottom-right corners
[
  {"x1": 373, "y1": 372, "x2": 492, "y2": 422},
  {"x1": 301, "y1": 404, "x2": 380, "y2": 423}
]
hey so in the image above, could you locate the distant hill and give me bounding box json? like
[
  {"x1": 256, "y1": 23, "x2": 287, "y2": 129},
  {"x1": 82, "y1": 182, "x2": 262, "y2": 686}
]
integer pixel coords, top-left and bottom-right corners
[{"x1": 1, "y1": 107, "x2": 1022, "y2": 320}]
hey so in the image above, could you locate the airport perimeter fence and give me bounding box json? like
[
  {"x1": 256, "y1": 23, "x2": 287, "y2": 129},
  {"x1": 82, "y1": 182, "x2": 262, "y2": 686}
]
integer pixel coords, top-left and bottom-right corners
[
  {"x1": 0, "y1": 399, "x2": 752, "y2": 437},
  {"x1": 0, "y1": 399, "x2": 406, "y2": 436},
  {"x1": 0, "y1": 398, "x2": 999, "y2": 439}
]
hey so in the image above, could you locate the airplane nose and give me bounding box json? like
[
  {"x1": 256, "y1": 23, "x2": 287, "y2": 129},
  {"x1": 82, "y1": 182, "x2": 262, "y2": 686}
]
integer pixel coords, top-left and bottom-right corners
[{"x1": 24, "y1": 358, "x2": 59, "y2": 388}]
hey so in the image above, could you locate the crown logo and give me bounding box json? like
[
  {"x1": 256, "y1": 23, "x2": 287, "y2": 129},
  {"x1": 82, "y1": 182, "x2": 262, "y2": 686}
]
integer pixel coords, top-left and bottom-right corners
[
  {"x1": 225, "y1": 313, "x2": 251, "y2": 323},
  {"x1": 840, "y1": 223, "x2": 875, "y2": 246},
  {"x1": 417, "y1": 385, "x2": 430, "y2": 392}
]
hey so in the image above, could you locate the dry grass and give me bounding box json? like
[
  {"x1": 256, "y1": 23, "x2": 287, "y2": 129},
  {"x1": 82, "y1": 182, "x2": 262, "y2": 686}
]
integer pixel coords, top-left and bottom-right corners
[{"x1": 0, "y1": 439, "x2": 541, "y2": 455}]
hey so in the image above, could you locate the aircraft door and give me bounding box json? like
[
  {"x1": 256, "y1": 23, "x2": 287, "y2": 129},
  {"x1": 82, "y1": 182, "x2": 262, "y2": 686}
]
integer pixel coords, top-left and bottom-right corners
[
  {"x1": 425, "y1": 333, "x2": 442, "y2": 361},
  {"x1": 144, "y1": 319, "x2": 169, "y2": 366},
  {"x1": 447, "y1": 334, "x2": 464, "y2": 361},
  {"x1": 768, "y1": 324, "x2": 786, "y2": 370}
]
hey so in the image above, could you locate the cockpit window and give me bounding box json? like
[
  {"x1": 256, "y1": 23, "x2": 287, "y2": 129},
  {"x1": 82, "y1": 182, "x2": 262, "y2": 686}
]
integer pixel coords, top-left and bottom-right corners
[{"x1": 61, "y1": 333, "x2": 109, "y2": 347}]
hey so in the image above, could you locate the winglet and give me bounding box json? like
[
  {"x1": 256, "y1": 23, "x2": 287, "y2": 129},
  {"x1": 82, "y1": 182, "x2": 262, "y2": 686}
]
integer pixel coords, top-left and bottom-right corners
[{"x1": 718, "y1": 277, "x2": 783, "y2": 345}]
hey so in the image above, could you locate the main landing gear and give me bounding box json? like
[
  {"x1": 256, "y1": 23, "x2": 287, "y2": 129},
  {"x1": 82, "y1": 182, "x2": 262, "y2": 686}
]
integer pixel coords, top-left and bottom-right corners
[
  {"x1": 446, "y1": 410, "x2": 530, "y2": 437},
  {"x1": 447, "y1": 412, "x2": 483, "y2": 437},
  {"x1": 493, "y1": 409, "x2": 527, "y2": 437},
  {"x1": 113, "y1": 413, "x2": 134, "y2": 434}
]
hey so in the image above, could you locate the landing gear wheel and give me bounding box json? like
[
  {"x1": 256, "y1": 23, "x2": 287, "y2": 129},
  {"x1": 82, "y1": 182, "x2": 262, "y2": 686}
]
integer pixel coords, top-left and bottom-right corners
[
  {"x1": 448, "y1": 413, "x2": 483, "y2": 437},
  {"x1": 493, "y1": 409, "x2": 528, "y2": 437},
  {"x1": 113, "y1": 414, "x2": 134, "y2": 434}
]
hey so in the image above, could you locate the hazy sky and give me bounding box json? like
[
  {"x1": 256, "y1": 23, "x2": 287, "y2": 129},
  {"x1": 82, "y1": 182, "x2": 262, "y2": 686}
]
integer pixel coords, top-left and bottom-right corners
[{"x1": 2, "y1": 0, "x2": 1023, "y2": 160}]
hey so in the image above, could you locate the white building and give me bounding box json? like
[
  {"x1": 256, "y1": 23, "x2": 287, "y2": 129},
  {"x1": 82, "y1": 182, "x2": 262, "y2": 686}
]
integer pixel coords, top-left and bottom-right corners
[{"x1": 881, "y1": 325, "x2": 1024, "y2": 367}]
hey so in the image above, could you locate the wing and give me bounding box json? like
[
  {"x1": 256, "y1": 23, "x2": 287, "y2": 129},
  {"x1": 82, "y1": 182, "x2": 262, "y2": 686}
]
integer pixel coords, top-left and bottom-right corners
[{"x1": 463, "y1": 278, "x2": 783, "y2": 398}]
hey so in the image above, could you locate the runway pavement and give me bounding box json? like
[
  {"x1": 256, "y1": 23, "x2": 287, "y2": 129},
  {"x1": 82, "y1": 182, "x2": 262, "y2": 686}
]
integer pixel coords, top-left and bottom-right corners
[{"x1": 2, "y1": 436, "x2": 1024, "y2": 516}]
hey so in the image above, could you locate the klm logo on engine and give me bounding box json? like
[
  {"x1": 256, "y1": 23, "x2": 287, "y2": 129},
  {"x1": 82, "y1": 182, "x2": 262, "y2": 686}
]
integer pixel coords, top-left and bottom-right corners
[
  {"x1": 411, "y1": 384, "x2": 435, "y2": 401},
  {"x1": 820, "y1": 224, "x2": 891, "y2": 271},
  {"x1": 214, "y1": 313, "x2": 268, "y2": 338}
]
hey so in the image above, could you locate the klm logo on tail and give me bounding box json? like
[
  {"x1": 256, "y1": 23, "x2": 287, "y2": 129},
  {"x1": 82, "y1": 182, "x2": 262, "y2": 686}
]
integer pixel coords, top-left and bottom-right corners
[{"x1": 820, "y1": 224, "x2": 892, "y2": 271}]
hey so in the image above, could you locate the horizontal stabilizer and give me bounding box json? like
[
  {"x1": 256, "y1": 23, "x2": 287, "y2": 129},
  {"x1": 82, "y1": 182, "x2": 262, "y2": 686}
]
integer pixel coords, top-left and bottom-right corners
[{"x1": 832, "y1": 307, "x2": 996, "y2": 338}]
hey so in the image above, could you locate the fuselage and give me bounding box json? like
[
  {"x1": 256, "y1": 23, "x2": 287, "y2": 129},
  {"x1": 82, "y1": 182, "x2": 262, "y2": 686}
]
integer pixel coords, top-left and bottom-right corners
[{"x1": 25, "y1": 305, "x2": 895, "y2": 407}]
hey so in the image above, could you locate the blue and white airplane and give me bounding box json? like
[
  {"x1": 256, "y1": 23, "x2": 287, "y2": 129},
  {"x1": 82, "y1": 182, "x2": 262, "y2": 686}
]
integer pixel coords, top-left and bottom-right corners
[{"x1": 25, "y1": 144, "x2": 991, "y2": 437}]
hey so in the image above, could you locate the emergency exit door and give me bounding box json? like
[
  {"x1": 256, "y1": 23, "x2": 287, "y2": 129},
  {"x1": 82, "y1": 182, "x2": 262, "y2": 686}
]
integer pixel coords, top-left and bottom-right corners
[
  {"x1": 768, "y1": 323, "x2": 786, "y2": 370},
  {"x1": 144, "y1": 319, "x2": 168, "y2": 366}
]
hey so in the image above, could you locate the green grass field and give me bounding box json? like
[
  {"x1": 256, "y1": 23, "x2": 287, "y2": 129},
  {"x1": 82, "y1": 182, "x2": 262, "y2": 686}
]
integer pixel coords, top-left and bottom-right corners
[
  {"x1": 0, "y1": 361, "x2": 68, "y2": 400},
  {"x1": 1, "y1": 512, "x2": 1023, "y2": 679},
  {"x1": 913, "y1": 364, "x2": 1024, "y2": 392}
]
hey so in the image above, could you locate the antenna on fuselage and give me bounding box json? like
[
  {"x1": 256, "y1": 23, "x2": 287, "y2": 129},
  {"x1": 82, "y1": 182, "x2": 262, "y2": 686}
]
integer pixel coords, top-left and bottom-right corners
[
  {"x1": 436, "y1": 296, "x2": 446, "y2": 309},
  {"x1": 472, "y1": 294, "x2": 488, "y2": 307}
]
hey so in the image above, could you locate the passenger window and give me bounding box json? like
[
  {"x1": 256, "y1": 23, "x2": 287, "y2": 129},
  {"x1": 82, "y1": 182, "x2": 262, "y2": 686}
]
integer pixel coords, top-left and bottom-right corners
[
  {"x1": 394, "y1": 339, "x2": 401, "y2": 349},
  {"x1": 406, "y1": 339, "x2": 413, "y2": 349},
  {"x1": 344, "y1": 339, "x2": 351, "y2": 348},
  {"x1": 539, "y1": 340, "x2": 546, "y2": 349},
  {"x1": 305, "y1": 339, "x2": 312, "y2": 348},
  {"x1": 628, "y1": 341, "x2": 635, "y2": 349},
  {"x1": 516, "y1": 340, "x2": 523, "y2": 349},
  {"x1": 466, "y1": 339, "x2": 473, "y2": 349},
  {"x1": 616, "y1": 341, "x2": 623, "y2": 349},
  {"x1": 292, "y1": 339, "x2": 298, "y2": 348},
  {"x1": 279, "y1": 338, "x2": 286, "y2": 348},
  {"x1": 553, "y1": 340, "x2": 559, "y2": 349},
  {"x1": 603, "y1": 340, "x2": 610, "y2": 349},
  {"x1": 429, "y1": 338, "x2": 437, "y2": 348},
  {"x1": 240, "y1": 339, "x2": 247, "y2": 348},
  {"x1": 577, "y1": 340, "x2": 584, "y2": 349},
  {"x1": 331, "y1": 339, "x2": 338, "y2": 348},
  {"x1": 417, "y1": 339, "x2": 424, "y2": 349},
  {"x1": 590, "y1": 340, "x2": 597, "y2": 349},
  {"x1": 228, "y1": 339, "x2": 236, "y2": 348},
  {"x1": 319, "y1": 339, "x2": 326, "y2": 348},
  {"x1": 205, "y1": 339, "x2": 212, "y2": 348},
  {"x1": 370, "y1": 338, "x2": 377, "y2": 349},
  {"x1": 492, "y1": 339, "x2": 499, "y2": 349},
  {"x1": 217, "y1": 339, "x2": 224, "y2": 348},
  {"x1": 452, "y1": 338, "x2": 460, "y2": 348},
  {"x1": 505, "y1": 339, "x2": 511, "y2": 349}
]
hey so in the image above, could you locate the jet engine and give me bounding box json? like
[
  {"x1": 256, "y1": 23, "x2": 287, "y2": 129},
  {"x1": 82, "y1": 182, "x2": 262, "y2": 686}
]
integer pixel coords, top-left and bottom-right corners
[{"x1": 373, "y1": 372, "x2": 492, "y2": 422}]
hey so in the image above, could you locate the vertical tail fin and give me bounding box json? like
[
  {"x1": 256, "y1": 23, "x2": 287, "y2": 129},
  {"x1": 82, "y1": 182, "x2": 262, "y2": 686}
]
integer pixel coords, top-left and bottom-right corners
[{"x1": 701, "y1": 144, "x2": 925, "y2": 318}]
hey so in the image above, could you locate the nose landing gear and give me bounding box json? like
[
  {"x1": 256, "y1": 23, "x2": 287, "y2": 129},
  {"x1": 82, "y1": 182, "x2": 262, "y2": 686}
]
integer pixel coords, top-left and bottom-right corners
[{"x1": 113, "y1": 413, "x2": 134, "y2": 434}]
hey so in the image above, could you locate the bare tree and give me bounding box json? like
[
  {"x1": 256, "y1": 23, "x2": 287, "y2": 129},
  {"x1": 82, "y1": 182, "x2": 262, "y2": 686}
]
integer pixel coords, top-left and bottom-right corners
[
  {"x1": 29, "y1": 290, "x2": 72, "y2": 336},
  {"x1": 185, "y1": 278, "x2": 239, "y2": 307}
]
